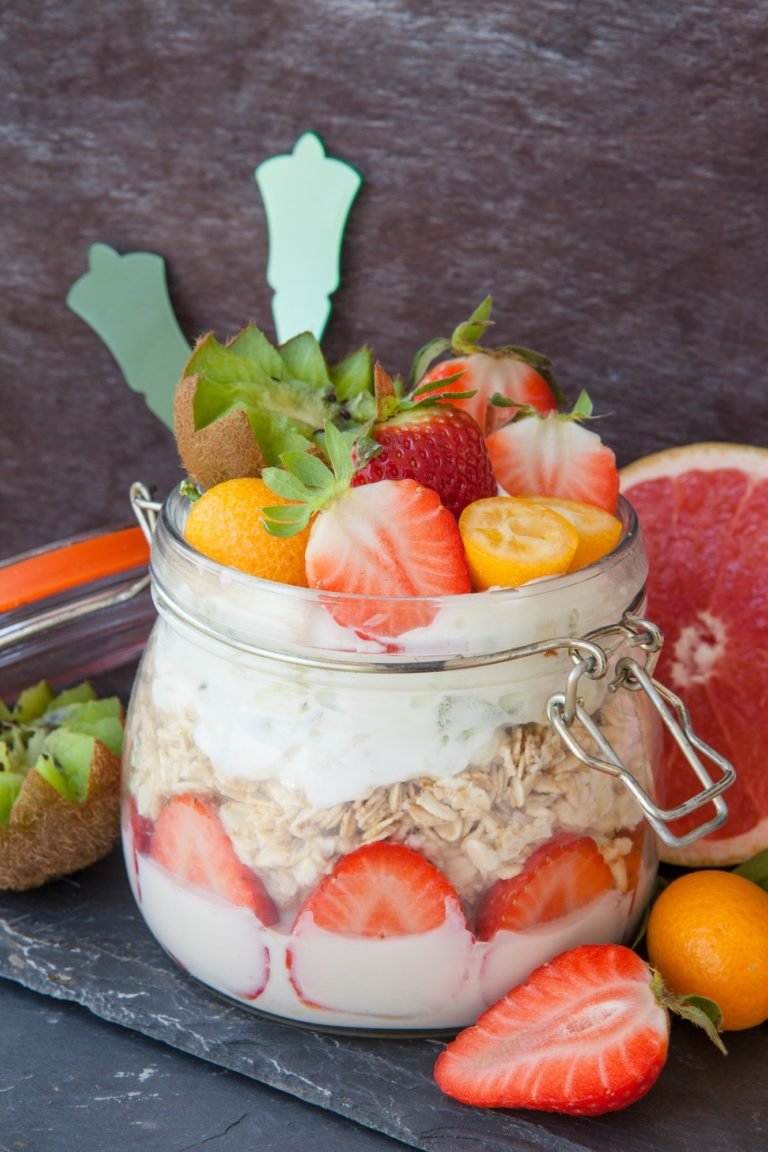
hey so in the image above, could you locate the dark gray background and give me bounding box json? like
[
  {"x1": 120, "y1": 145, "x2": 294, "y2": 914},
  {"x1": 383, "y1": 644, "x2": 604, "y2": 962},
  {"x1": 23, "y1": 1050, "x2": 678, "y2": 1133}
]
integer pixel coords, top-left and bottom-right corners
[{"x1": 2, "y1": 0, "x2": 767, "y2": 555}]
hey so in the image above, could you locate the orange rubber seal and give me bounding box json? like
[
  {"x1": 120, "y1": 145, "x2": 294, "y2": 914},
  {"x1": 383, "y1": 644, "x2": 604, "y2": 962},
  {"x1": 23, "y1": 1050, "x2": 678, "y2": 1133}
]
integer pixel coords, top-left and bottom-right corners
[{"x1": 0, "y1": 527, "x2": 150, "y2": 614}]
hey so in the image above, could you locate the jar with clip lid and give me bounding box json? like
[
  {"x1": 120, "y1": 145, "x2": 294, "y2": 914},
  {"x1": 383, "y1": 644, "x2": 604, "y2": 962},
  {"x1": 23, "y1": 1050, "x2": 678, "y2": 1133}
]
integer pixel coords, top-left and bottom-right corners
[{"x1": 122, "y1": 485, "x2": 734, "y2": 1034}]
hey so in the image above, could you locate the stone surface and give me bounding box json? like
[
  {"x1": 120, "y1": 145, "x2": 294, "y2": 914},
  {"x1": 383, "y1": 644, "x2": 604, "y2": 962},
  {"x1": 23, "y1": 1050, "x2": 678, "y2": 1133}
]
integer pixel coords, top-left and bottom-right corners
[
  {"x1": 0, "y1": 849, "x2": 764, "y2": 1152},
  {"x1": 3, "y1": 979, "x2": 405, "y2": 1152}
]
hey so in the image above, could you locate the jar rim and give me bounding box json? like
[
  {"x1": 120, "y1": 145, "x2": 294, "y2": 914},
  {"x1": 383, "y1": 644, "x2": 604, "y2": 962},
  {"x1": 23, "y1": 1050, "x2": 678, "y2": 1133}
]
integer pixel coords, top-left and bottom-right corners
[{"x1": 156, "y1": 487, "x2": 642, "y2": 609}]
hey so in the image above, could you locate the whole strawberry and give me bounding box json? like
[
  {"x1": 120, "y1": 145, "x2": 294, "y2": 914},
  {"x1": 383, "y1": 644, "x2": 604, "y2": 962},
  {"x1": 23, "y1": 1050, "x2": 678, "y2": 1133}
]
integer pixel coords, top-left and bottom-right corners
[
  {"x1": 351, "y1": 364, "x2": 497, "y2": 519},
  {"x1": 412, "y1": 297, "x2": 561, "y2": 436},
  {"x1": 434, "y1": 943, "x2": 725, "y2": 1116}
]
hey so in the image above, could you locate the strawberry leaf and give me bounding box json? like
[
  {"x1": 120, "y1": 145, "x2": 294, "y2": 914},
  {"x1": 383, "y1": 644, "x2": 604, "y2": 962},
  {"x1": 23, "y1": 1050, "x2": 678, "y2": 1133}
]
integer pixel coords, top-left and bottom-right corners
[
  {"x1": 451, "y1": 295, "x2": 494, "y2": 354},
  {"x1": 262, "y1": 505, "x2": 312, "y2": 537},
  {"x1": 261, "y1": 422, "x2": 360, "y2": 537},
  {"x1": 674, "y1": 996, "x2": 728, "y2": 1055},
  {"x1": 572, "y1": 390, "x2": 594, "y2": 420},
  {"x1": 279, "y1": 451, "x2": 334, "y2": 489},
  {"x1": 260, "y1": 467, "x2": 313, "y2": 503},
  {"x1": 323, "y1": 420, "x2": 357, "y2": 486},
  {"x1": 409, "y1": 337, "x2": 452, "y2": 387}
]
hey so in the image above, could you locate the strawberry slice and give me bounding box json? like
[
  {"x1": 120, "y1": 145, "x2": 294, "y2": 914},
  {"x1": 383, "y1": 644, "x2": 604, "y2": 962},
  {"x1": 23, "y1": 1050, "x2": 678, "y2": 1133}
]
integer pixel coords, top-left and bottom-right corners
[
  {"x1": 486, "y1": 394, "x2": 619, "y2": 514},
  {"x1": 476, "y1": 834, "x2": 615, "y2": 939},
  {"x1": 411, "y1": 297, "x2": 560, "y2": 435},
  {"x1": 434, "y1": 944, "x2": 671, "y2": 1114},
  {"x1": 149, "y1": 794, "x2": 278, "y2": 925},
  {"x1": 305, "y1": 478, "x2": 471, "y2": 638},
  {"x1": 418, "y1": 353, "x2": 557, "y2": 435},
  {"x1": 261, "y1": 422, "x2": 471, "y2": 641},
  {"x1": 292, "y1": 841, "x2": 464, "y2": 937}
]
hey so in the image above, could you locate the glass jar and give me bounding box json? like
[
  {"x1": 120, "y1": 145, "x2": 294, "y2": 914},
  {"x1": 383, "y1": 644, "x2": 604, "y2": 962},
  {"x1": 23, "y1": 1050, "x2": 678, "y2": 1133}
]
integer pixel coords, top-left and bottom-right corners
[{"x1": 121, "y1": 487, "x2": 733, "y2": 1033}]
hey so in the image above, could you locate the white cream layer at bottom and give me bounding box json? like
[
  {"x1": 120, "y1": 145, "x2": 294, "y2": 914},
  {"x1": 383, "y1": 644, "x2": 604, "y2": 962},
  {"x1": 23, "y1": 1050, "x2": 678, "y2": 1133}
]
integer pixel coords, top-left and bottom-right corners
[{"x1": 128, "y1": 847, "x2": 645, "y2": 1031}]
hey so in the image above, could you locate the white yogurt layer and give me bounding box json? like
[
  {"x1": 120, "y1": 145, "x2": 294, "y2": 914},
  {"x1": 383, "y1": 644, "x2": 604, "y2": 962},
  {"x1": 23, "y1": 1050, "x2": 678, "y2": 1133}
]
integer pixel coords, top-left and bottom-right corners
[
  {"x1": 147, "y1": 613, "x2": 620, "y2": 809},
  {"x1": 131, "y1": 844, "x2": 650, "y2": 1031}
]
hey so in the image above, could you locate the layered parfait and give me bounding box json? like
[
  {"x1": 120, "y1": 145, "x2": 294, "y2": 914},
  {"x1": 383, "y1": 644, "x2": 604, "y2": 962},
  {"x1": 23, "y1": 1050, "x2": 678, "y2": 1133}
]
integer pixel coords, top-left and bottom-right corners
[{"x1": 122, "y1": 299, "x2": 658, "y2": 1031}]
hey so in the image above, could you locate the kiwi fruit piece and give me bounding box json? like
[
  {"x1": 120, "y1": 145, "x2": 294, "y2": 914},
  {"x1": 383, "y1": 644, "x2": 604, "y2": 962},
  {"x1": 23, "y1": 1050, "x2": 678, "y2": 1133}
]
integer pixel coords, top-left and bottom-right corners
[
  {"x1": 0, "y1": 680, "x2": 124, "y2": 891},
  {"x1": 173, "y1": 329, "x2": 376, "y2": 491},
  {"x1": 174, "y1": 373, "x2": 268, "y2": 490}
]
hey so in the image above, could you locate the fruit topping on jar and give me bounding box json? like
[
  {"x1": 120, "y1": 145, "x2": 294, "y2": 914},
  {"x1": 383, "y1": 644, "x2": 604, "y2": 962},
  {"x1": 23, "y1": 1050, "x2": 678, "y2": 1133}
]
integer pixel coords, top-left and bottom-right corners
[
  {"x1": 175, "y1": 301, "x2": 623, "y2": 609},
  {"x1": 411, "y1": 296, "x2": 562, "y2": 435},
  {"x1": 349, "y1": 363, "x2": 497, "y2": 519},
  {"x1": 485, "y1": 390, "x2": 620, "y2": 514}
]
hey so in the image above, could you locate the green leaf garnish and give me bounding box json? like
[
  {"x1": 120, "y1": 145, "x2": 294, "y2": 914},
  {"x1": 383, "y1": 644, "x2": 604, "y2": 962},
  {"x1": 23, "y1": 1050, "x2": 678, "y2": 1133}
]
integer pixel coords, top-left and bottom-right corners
[
  {"x1": 261, "y1": 421, "x2": 360, "y2": 538},
  {"x1": 451, "y1": 295, "x2": 494, "y2": 354},
  {"x1": 733, "y1": 850, "x2": 768, "y2": 893},
  {"x1": 409, "y1": 336, "x2": 452, "y2": 387},
  {"x1": 407, "y1": 296, "x2": 565, "y2": 404}
]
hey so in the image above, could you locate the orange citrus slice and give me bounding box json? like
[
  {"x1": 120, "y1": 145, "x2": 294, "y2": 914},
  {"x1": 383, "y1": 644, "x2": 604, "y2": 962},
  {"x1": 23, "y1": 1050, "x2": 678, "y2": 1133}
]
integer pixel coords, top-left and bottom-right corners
[
  {"x1": 184, "y1": 477, "x2": 310, "y2": 586},
  {"x1": 621, "y1": 442, "x2": 768, "y2": 866},
  {"x1": 458, "y1": 497, "x2": 579, "y2": 590},
  {"x1": 516, "y1": 495, "x2": 623, "y2": 572}
]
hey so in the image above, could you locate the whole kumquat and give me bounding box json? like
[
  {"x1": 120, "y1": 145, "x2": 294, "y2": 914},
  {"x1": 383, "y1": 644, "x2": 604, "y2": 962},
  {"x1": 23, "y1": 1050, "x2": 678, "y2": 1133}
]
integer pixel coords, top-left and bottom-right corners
[
  {"x1": 184, "y1": 477, "x2": 310, "y2": 586},
  {"x1": 646, "y1": 869, "x2": 768, "y2": 1031}
]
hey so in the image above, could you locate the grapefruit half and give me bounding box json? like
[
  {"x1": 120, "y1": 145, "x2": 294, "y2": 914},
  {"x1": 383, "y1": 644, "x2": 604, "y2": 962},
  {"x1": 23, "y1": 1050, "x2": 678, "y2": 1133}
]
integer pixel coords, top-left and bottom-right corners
[{"x1": 620, "y1": 442, "x2": 768, "y2": 867}]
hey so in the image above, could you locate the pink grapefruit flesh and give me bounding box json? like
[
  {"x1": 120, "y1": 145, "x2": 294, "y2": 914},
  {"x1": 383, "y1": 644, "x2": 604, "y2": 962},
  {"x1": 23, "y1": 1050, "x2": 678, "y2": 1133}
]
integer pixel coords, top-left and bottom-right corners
[{"x1": 620, "y1": 442, "x2": 768, "y2": 867}]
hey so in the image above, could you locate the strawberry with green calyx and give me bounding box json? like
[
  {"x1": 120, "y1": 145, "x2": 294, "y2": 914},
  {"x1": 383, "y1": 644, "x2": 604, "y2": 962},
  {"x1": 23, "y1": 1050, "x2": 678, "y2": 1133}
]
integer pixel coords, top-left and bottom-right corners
[
  {"x1": 174, "y1": 324, "x2": 376, "y2": 490},
  {"x1": 486, "y1": 389, "x2": 620, "y2": 514},
  {"x1": 350, "y1": 364, "x2": 498, "y2": 519},
  {"x1": 411, "y1": 297, "x2": 563, "y2": 436},
  {"x1": 434, "y1": 943, "x2": 726, "y2": 1116},
  {"x1": 0, "y1": 680, "x2": 124, "y2": 891},
  {"x1": 262, "y1": 422, "x2": 471, "y2": 640}
]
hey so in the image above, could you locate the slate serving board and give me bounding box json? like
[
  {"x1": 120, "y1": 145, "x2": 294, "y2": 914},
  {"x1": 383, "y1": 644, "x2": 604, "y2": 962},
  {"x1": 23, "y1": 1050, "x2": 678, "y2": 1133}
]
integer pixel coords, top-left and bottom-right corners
[{"x1": 0, "y1": 848, "x2": 764, "y2": 1152}]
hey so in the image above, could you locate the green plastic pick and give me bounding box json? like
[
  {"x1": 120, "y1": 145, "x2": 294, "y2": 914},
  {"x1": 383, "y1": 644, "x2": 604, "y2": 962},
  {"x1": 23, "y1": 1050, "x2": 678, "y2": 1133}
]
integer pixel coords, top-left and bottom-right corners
[
  {"x1": 255, "y1": 132, "x2": 362, "y2": 344},
  {"x1": 66, "y1": 243, "x2": 191, "y2": 431}
]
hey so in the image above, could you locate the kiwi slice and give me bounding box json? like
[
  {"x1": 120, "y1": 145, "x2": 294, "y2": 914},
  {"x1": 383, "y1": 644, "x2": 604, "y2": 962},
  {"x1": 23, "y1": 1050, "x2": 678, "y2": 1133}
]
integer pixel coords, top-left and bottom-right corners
[
  {"x1": 174, "y1": 327, "x2": 375, "y2": 490},
  {"x1": 0, "y1": 680, "x2": 124, "y2": 891}
]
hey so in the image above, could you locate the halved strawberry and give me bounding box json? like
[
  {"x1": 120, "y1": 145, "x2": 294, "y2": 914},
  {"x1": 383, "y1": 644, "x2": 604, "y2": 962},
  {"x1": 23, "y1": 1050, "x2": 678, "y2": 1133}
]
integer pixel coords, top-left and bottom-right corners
[
  {"x1": 351, "y1": 365, "x2": 497, "y2": 520},
  {"x1": 485, "y1": 392, "x2": 620, "y2": 514},
  {"x1": 128, "y1": 795, "x2": 153, "y2": 858},
  {"x1": 476, "y1": 834, "x2": 615, "y2": 939},
  {"x1": 306, "y1": 478, "x2": 471, "y2": 636},
  {"x1": 149, "y1": 793, "x2": 278, "y2": 924},
  {"x1": 262, "y1": 423, "x2": 471, "y2": 640},
  {"x1": 411, "y1": 297, "x2": 560, "y2": 435},
  {"x1": 435, "y1": 944, "x2": 671, "y2": 1114},
  {"x1": 292, "y1": 841, "x2": 464, "y2": 937}
]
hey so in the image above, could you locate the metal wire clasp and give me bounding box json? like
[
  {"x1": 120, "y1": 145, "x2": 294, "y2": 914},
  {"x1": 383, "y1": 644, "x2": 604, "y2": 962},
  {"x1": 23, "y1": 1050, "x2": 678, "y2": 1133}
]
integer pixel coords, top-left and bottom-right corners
[
  {"x1": 130, "y1": 482, "x2": 161, "y2": 543},
  {"x1": 547, "y1": 614, "x2": 736, "y2": 849}
]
